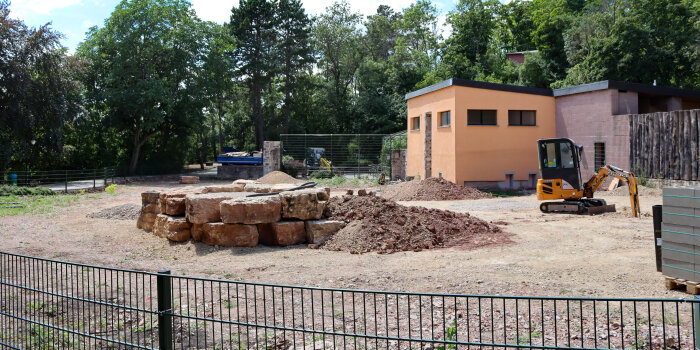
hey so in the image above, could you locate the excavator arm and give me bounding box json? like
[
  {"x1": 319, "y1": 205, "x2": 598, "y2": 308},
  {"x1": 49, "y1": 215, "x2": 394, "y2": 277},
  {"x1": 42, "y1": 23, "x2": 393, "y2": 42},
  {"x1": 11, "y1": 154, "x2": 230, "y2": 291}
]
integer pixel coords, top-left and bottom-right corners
[{"x1": 583, "y1": 165, "x2": 640, "y2": 217}]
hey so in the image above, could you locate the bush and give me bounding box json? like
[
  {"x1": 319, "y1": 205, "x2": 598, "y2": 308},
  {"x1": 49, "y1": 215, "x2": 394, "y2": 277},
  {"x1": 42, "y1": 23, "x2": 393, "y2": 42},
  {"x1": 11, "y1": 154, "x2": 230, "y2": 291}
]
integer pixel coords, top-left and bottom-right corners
[
  {"x1": 310, "y1": 170, "x2": 334, "y2": 179},
  {"x1": 105, "y1": 184, "x2": 117, "y2": 194},
  {"x1": 0, "y1": 186, "x2": 55, "y2": 197}
]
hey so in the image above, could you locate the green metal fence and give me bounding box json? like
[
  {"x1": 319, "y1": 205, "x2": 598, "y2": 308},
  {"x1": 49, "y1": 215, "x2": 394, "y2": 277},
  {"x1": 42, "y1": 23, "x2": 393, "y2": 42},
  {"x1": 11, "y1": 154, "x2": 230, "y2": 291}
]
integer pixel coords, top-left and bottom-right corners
[
  {"x1": 1, "y1": 167, "x2": 117, "y2": 192},
  {"x1": 2, "y1": 250, "x2": 700, "y2": 349}
]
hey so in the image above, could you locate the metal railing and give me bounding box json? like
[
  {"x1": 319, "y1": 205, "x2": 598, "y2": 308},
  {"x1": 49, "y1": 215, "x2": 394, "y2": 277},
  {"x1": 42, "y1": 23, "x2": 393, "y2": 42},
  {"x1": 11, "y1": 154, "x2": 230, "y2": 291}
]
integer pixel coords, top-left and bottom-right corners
[
  {"x1": 1, "y1": 250, "x2": 699, "y2": 349},
  {"x1": 0, "y1": 167, "x2": 117, "y2": 192}
]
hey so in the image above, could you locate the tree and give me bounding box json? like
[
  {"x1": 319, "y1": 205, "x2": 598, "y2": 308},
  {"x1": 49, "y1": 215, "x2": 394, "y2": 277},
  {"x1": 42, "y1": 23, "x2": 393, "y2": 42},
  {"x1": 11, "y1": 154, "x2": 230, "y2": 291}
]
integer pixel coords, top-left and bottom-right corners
[
  {"x1": 0, "y1": 0, "x2": 79, "y2": 172},
  {"x1": 277, "y1": 0, "x2": 313, "y2": 134},
  {"x1": 313, "y1": 1, "x2": 363, "y2": 133},
  {"x1": 229, "y1": 0, "x2": 278, "y2": 150},
  {"x1": 201, "y1": 22, "x2": 236, "y2": 155},
  {"x1": 78, "y1": 0, "x2": 205, "y2": 174}
]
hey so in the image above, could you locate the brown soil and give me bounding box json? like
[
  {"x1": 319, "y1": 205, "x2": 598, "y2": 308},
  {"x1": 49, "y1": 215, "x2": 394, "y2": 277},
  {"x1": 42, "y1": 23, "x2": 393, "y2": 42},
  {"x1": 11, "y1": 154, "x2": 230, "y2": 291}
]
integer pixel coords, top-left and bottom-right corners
[
  {"x1": 322, "y1": 195, "x2": 511, "y2": 254},
  {"x1": 256, "y1": 171, "x2": 301, "y2": 185},
  {"x1": 599, "y1": 183, "x2": 662, "y2": 197},
  {"x1": 86, "y1": 203, "x2": 141, "y2": 220},
  {"x1": 380, "y1": 177, "x2": 492, "y2": 201}
]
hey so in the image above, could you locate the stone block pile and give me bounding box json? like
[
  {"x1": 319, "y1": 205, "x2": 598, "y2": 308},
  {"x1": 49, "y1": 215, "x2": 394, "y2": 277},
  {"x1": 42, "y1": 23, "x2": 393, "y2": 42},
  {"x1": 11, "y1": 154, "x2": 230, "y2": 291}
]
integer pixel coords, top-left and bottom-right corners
[{"x1": 135, "y1": 181, "x2": 343, "y2": 248}]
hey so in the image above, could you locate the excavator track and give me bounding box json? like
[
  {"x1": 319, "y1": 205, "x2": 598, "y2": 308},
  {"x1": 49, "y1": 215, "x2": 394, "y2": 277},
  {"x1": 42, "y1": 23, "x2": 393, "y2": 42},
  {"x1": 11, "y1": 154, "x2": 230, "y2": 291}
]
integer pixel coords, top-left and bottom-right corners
[{"x1": 539, "y1": 198, "x2": 616, "y2": 215}]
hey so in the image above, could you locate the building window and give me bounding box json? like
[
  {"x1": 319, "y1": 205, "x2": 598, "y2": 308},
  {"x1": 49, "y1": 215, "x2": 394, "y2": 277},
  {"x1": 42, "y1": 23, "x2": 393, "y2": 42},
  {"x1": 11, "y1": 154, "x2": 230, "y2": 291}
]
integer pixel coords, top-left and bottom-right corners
[
  {"x1": 439, "y1": 111, "x2": 451, "y2": 127},
  {"x1": 508, "y1": 110, "x2": 536, "y2": 126},
  {"x1": 467, "y1": 110, "x2": 497, "y2": 125},
  {"x1": 411, "y1": 117, "x2": 420, "y2": 130},
  {"x1": 594, "y1": 142, "x2": 606, "y2": 170}
]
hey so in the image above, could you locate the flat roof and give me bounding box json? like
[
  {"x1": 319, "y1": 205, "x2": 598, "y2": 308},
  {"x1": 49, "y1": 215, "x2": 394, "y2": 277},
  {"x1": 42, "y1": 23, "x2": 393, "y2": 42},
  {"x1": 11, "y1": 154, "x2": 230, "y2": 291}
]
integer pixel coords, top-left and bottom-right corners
[
  {"x1": 553, "y1": 80, "x2": 700, "y2": 99},
  {"x1": 404, "y1": 78, "x2": 553, "y2": 100},
  {"x1": 405, "y1": 78, "x2": 700, "y2": 100}
]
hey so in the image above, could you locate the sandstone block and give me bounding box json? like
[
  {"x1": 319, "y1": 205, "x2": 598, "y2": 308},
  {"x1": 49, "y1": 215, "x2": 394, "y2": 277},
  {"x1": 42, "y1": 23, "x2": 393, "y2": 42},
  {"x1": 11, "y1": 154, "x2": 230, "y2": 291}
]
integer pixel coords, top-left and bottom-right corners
[
  {"x1": 186, "y1": 193, "x2": 245, "y2": 224},
  {"x1": 159, "y1": 193, "x2": 187, "y2": 216},
  {"x1": 233, "y1": 179, "x2": 258, "y2": 185},
  {"x1": 305, "y1": 219, "x2": 344, "y2": 245},
  {"x1": 180, "y1": 176, "x2": 200, "y2": 184},
  {"x1": 137, "y1": 212, "x2": 157, "y2": 232},
  {"x1": 257, "y1": 221, "x2": 306, "y2": 246},
  {"x1": 220, "y1": 196, "x2": 281, "y2": 224},
  {"x1": 279, "y1": 188, "x2": 328, "y2": 220},
  {"x1": 244, "y1": 183, "x2": 271, "y2": 193},
  {"x1": 191, "y1": 224, "x2": 204, "y2": 241},
  {"x1": 153, "y1": 214, "x2": 192, "y2": 242},
  {"x1": 141, "y1": 190, "x2": 161, "y2": 205},
  {"x1": 195, "y1": 222, "x2": 258, "y2": 247},
  {"x1": 270, "y1": 183, "x2": 297, "y2": 193},
  {"x1": 202, "y1": 183, "x2": 245, "y2": 193},
  {"x1": 141, "y1": 203, "x2": 160, "y2": 214}
]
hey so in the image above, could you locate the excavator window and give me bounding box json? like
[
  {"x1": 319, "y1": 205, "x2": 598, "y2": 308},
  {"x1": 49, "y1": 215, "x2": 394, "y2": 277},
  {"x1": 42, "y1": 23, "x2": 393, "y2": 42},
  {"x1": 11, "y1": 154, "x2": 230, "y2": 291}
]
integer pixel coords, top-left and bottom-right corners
[{"x1": 542, "y1": 141, "x2": 575, "y2": 169}]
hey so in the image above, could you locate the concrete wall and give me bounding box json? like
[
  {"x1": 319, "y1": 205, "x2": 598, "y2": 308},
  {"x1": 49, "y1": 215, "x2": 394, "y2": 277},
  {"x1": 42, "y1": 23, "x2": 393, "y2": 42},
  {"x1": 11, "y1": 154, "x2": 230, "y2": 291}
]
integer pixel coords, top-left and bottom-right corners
[
  {"x1": 406, "y1": 86, "x2": 456, "y2": 181},
  {"x1": 452, "y1": 86, "x2": 555, "y2": 186},
  {"x1": 217, "y1": 165, "x2": 264, "y2": 180},
  {"x1": 556, "y1": 89, "x2": 633, "y2": 178}
]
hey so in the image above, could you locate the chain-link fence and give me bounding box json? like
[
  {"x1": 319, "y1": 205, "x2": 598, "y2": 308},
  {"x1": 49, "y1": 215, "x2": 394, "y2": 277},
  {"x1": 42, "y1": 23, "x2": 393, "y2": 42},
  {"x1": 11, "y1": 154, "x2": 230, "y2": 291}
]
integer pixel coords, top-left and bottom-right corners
[{"x1": 280, "y1": 133, "x2": 406, "y2": 179}]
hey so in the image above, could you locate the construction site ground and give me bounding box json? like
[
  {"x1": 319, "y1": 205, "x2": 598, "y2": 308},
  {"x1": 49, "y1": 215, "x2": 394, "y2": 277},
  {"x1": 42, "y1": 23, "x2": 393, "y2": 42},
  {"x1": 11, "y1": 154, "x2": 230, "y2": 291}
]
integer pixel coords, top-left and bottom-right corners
[{"x1": 0, "y1": 180, "x2": 676, "y2": 299}]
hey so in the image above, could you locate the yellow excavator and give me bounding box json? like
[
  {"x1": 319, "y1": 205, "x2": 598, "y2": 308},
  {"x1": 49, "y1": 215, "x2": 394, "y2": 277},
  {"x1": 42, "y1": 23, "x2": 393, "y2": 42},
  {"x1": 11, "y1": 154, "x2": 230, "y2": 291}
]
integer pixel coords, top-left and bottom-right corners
[{"x1": 536, "y1": 138, "x2": 640, "y2": 217}]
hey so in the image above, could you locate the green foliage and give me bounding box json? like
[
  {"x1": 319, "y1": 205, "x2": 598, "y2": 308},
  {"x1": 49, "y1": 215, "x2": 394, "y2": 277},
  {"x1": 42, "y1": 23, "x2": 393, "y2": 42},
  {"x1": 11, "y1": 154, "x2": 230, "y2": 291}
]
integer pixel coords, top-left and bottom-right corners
[
  {"x1": 0, "y1": 193, "x2": 100, "y2": 217},
  {"x1": 0, "y1": 186, "x2": 55, "y2": 197},
  {"x1": 310, "y1": 170, "x2": 335, "y2": 179},
  {"x1": 105, "y1": 184, "x2": 117, "y2": 194}
]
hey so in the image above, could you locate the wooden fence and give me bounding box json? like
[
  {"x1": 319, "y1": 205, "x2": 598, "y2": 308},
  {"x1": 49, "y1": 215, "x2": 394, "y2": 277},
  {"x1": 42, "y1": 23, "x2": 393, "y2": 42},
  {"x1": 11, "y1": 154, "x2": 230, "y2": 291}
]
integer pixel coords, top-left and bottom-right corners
[{"x1": 630, "y1": 109, "x2": 700, "y2": 180}]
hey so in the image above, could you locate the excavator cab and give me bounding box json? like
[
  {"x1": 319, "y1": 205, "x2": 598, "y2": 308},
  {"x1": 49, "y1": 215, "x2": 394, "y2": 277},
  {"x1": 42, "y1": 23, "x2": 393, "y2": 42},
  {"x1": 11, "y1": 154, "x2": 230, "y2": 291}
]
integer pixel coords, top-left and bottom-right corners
[{"x1": 537, "y1": 138, "x2": 584, "y2": 197}]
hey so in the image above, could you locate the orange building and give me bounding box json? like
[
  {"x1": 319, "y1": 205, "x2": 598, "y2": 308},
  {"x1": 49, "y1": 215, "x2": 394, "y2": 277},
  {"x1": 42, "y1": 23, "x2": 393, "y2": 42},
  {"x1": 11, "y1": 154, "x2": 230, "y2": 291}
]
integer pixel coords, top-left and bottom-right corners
[
  {"x1": 406, "y1": 79, "x2": 700, "y2": 189},
  {"x1": 406, "y1": 79, "x2": 556, "y2": 189}
]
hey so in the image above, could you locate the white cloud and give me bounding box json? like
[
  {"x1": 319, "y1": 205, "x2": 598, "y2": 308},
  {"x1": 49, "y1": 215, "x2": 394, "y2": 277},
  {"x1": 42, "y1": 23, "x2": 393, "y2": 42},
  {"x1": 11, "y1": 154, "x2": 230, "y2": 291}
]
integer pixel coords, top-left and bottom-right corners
[
  {"x1": 191, "y1": 0, "x2": 238, "y2": 23},
  {"x1": 9, "y1": 0, "x2": 82, "y2": 19}
]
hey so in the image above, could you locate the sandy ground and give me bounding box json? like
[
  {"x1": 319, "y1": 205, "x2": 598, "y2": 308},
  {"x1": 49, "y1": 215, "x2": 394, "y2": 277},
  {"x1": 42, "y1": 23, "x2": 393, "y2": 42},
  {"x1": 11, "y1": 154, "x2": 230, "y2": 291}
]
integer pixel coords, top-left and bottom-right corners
[{"x1": 0, "y1": 180, "x2": 678, "y2": 299}]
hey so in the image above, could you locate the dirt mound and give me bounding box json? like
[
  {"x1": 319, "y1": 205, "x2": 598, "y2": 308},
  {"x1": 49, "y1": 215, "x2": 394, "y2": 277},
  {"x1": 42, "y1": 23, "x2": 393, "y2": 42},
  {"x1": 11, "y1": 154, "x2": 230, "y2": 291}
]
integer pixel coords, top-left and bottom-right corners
[
  {"x1": 257, "y1": 171, "x2": 301, "y2": 185},
  {"x1": 598, "y1": 183, "x2": 662, "y2": 197},
  {"x1": 322, "y1": 196, "x2": 512, "y2": 254},
  {"x1": 380, "y1": 177, "x2": 492, "y2": 201},
  {"x1": 87, "y1": 204, "x2": 142, "y2": 220}
]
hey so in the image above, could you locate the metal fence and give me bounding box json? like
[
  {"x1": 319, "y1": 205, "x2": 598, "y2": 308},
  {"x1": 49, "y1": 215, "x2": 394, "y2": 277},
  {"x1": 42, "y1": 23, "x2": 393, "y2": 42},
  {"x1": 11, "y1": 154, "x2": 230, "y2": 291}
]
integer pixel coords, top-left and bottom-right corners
[
  {"x1": 280, "y1": 134, "x2": 405, "y2": 178},
  {"x1": 1, "y1": 250, "x2": 699, "y2": 349},
  {"x1": 0, "y1": 167, "x2": 117, "y2": 192}
]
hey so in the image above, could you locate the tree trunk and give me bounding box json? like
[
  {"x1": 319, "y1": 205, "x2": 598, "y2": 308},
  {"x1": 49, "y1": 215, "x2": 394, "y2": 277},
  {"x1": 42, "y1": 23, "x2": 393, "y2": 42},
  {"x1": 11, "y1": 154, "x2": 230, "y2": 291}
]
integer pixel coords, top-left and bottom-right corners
[
  {"x1": 251, "y1": 82, "x2": 264, "y2": 150},
  {"x1": 217, "y1": 96, "x2": 224, "y2": 154},
  {"x1": 210, "y1": 120, "x2": 217, "y2": 162},
  {"x1": 129, "y1": 133, "x2": 142, "y2": 175}
]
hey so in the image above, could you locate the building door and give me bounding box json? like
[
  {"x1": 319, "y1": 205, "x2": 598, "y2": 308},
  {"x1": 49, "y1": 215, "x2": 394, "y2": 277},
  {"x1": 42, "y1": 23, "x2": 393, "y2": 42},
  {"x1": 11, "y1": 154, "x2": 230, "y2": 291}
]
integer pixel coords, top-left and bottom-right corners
[{"x1": 424, "y1": 113, "x2": 432, "y2": 178}]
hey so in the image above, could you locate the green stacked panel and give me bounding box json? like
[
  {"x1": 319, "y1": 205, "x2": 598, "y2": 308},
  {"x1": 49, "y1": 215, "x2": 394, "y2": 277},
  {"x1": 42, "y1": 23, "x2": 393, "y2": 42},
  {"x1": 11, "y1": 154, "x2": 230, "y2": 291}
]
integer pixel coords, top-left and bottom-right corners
[{"x1": 662, "y1": 187, "x2": 700, "y2": 281}]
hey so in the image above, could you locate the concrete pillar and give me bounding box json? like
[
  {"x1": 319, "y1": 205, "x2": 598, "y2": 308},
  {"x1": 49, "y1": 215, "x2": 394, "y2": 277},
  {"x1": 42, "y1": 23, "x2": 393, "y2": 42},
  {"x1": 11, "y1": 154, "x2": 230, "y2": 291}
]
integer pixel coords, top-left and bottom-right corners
[
  {"x1": 391, "y1": 149, "x2": 407, "y2": 180},
  {"x1": 263, "y1": 141, "x2": 281, "y2": 175}
]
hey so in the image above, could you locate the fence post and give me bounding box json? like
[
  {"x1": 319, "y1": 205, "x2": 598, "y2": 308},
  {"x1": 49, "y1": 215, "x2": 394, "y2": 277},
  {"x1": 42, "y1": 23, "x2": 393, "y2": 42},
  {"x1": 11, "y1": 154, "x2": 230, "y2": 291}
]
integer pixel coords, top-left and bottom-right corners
[
  {"x1": 103, "y1": 167, "x2": 107, "y2": 186},
  {"x1": 93, "y1": 169, "x2": 96, "y2": 189},
  {"x1": 695, "y1": 295, "x2": 700, "y2": 350},
  {"x1": 157, "y1": 270, "x2": 173, "y2": 350},
  {"x1": 64, "y1": 170, "x2": 68, "y2": 192}
]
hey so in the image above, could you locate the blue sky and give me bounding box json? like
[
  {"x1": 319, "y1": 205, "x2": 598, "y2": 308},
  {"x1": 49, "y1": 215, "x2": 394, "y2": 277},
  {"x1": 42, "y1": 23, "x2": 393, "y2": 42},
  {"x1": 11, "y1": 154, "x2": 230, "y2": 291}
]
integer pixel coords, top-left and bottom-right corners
[{"x1": 8, "y1": 0, "x2": 459, "y2": 52}]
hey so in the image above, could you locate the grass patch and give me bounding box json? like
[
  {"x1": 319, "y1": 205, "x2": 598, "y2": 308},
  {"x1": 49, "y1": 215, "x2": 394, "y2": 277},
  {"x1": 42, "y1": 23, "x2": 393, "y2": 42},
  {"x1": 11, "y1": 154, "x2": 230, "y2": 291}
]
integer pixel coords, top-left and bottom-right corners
[
  {"x1": 311, "y1": 175, "x2": 379, "y2": 188},
  {"x1": 481, "y1": 189, "x2": 525, "y2": 197},
  {"x1": 0, "y1": 185, "x2": 55, "y2": 197},
  {"x1": 0, "y1": 192, "x2": 104, "y2": 217}
]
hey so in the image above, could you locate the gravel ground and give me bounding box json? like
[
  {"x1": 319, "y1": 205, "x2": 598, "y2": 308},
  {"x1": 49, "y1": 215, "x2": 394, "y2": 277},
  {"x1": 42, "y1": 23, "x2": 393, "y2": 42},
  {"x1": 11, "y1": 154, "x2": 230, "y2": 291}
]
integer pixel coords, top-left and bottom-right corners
[{"x1": 0, "y1": 180, "x2": 677, "y2": 299}]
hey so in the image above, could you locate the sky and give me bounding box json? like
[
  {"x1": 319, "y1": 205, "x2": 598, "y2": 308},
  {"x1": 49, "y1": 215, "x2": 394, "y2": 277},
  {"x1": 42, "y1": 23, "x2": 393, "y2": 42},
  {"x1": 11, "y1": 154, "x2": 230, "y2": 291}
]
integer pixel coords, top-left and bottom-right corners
[{"x1": 8, "y1": 0, "x2": 459, "y2": 52}]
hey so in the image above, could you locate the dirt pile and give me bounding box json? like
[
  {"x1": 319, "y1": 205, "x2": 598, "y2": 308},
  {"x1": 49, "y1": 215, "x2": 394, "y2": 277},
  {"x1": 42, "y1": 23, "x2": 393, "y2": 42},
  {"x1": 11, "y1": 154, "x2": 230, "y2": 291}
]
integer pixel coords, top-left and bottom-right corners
[
  {"x1": 599, "y1": 183, "x2": 662, "y2": 197},
  {"x1": 381, "y1": 177, "x2": 492, "y2": 201},
  {"x1": 257, "y1": 171, "x2": 301, "y2": 185},
  {"x1": 322, "y1": 196, "x2": 511, "y2": 254},
  {"x1": 87, "y1": 204, "x2": 142, "y2": 220}
]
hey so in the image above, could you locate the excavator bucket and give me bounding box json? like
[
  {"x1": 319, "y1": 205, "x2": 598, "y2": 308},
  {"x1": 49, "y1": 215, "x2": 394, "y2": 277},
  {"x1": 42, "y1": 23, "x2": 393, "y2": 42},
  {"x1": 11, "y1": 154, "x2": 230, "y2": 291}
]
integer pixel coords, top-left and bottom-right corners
[{"x1": 586, "y1": 204, "x2": 616, "y2": 215}]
